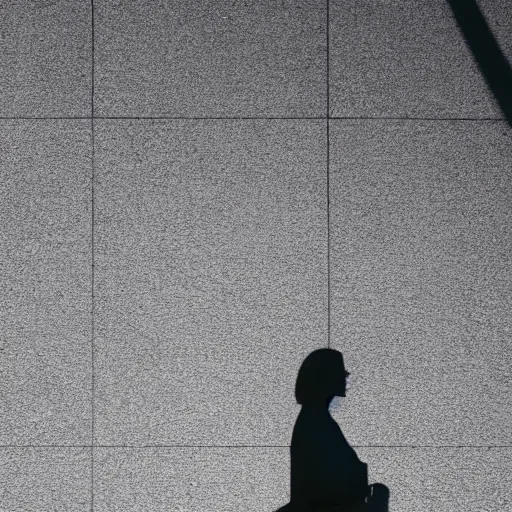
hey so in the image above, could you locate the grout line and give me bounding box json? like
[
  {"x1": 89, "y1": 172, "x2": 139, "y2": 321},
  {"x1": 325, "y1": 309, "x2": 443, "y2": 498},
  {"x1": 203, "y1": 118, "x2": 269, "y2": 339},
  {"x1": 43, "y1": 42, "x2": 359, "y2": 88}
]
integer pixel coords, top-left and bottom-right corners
[
  {"x1": 327, "y1": 0, "x2": 330, "y2": 350},
  {"x1": 0, "y1": 116, "x2": 325, "y2": 120},
  {"x1": 0, "y1": 116, "x2": 507, "y2": 121},
  {"x1": 328, "y1": 116, "x2": 506, "y2": 121},
  {"x1": 90, "y1": 0, "x2": 95, "y2": 511},
  {"x1": 0, "y1": 445, "x2": 508, "y2": 448},
  {"x1": 327, "y1": 0, "x2": 330, "y2": 119}
]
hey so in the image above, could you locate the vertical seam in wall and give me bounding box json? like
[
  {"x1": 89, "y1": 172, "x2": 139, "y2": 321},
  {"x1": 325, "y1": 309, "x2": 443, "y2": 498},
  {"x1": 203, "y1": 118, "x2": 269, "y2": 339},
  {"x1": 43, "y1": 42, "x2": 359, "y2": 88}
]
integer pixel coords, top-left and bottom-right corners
[
  {"x1": 91, "y1": 0, "x2": 95, "y2": 510},
  {"x1": 327, "y1": 0, "x2": 331, "y2": 349}
]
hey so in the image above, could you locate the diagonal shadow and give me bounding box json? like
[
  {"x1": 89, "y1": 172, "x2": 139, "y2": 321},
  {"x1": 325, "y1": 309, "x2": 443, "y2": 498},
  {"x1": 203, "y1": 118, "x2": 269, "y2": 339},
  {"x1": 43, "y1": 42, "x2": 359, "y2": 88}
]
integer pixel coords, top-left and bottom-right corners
[{"x1": 446, "y1": 0, "x2": 512, "y2": 128}]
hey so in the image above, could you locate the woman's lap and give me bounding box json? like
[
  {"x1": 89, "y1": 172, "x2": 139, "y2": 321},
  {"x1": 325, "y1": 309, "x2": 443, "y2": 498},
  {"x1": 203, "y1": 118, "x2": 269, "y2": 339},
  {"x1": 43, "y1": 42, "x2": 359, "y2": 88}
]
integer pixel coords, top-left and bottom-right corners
[
  {"x1": 313, "y1": 483, "x2": 390, "y2": 512},
  {"x1": 274, "y1": 484, "x2": 390, "y2": 512},
  {"x1": 366, "y1": 483, "x2": 389, "y2": 512}
]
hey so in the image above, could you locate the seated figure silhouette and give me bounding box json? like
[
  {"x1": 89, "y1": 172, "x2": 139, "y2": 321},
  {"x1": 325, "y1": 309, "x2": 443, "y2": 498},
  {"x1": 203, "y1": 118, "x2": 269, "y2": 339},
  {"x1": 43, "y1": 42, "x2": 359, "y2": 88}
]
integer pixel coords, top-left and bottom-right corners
[{"x1": 275, "y1": 348, "x2": 389, "y2": 512}]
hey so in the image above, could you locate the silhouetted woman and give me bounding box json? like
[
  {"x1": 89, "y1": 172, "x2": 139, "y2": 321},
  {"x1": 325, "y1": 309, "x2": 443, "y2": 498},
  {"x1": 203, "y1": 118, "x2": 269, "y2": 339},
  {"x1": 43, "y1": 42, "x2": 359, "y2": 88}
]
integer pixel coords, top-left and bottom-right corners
[{"x1": 275, "y1": 348, "x2": 389, "y2": 512}]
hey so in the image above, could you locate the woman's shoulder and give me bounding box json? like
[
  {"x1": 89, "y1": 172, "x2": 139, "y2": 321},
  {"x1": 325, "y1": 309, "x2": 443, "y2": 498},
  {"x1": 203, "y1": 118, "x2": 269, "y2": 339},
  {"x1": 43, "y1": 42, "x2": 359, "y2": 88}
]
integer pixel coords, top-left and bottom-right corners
[{"x1": 291, "y1": 409, "x2": 335, "y2": 440}]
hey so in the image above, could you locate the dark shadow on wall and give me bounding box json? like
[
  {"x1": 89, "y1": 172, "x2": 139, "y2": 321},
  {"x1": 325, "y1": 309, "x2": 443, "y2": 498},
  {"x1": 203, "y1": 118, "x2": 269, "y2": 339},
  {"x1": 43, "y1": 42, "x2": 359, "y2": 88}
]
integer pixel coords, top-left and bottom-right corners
[
  {"x1": 273, "y1": 349, "x2": 389, "y2": 512},
  {"x1": 447, "y1": 0, "x2": 512, "y2": 128}
]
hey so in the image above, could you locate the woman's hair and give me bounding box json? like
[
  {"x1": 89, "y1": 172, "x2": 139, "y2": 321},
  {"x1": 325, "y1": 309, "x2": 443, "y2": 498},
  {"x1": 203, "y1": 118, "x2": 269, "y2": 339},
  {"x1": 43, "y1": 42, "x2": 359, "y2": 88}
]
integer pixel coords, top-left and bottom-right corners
[{"x1": 295, "y1": 348, "x2": 346, "y2": 405}]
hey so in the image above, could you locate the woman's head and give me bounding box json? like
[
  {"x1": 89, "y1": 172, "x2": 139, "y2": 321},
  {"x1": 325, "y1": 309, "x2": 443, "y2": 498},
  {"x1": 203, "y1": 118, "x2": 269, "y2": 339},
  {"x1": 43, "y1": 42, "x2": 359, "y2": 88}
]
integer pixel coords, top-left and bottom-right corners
[{"x1": 295, "y1": 348, "x2": 348, "y2": 406}]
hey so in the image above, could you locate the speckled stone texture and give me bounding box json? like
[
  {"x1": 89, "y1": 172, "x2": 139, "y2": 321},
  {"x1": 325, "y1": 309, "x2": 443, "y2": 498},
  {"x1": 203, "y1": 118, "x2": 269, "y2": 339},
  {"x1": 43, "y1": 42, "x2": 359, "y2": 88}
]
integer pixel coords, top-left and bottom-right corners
[
  {"x1": 330, "y1": 0, "x2": 512, "y2": 119},
  {"x1": 1, "y1": 0, "x2": 511, "y2": 511}
]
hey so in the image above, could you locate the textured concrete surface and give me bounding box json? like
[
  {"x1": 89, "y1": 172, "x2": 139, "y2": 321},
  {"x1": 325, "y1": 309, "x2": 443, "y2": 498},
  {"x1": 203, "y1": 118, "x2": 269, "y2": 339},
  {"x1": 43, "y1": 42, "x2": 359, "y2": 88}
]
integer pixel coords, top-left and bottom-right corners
[
  {"x1": 94, "y1": 0, "x2": 327, "y2": 117},
  {"x1": 92, "y1": 447, "x2": 511, "y2": 512},
  {"x1": 1, "y1": 0, "x2": 512, "y2": 511},
  {"x1": 93, "y1": 119, "x2": 327, "y2": 446},
  {"x1": 0, "y1": 448, "x2": 90, "y2": 512},
  {"x1": 330, "y1": 0, "x2": 512, "y2": 118},
  {"x1": 0, "y1": 121, "x2": 92, "y2": 445},
  {"x1": 329, "y1": 120, "x2": 512, "y2": 446},
  {"x1": 0, "y1": 1, "x2": 91, "y2": 118}
]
